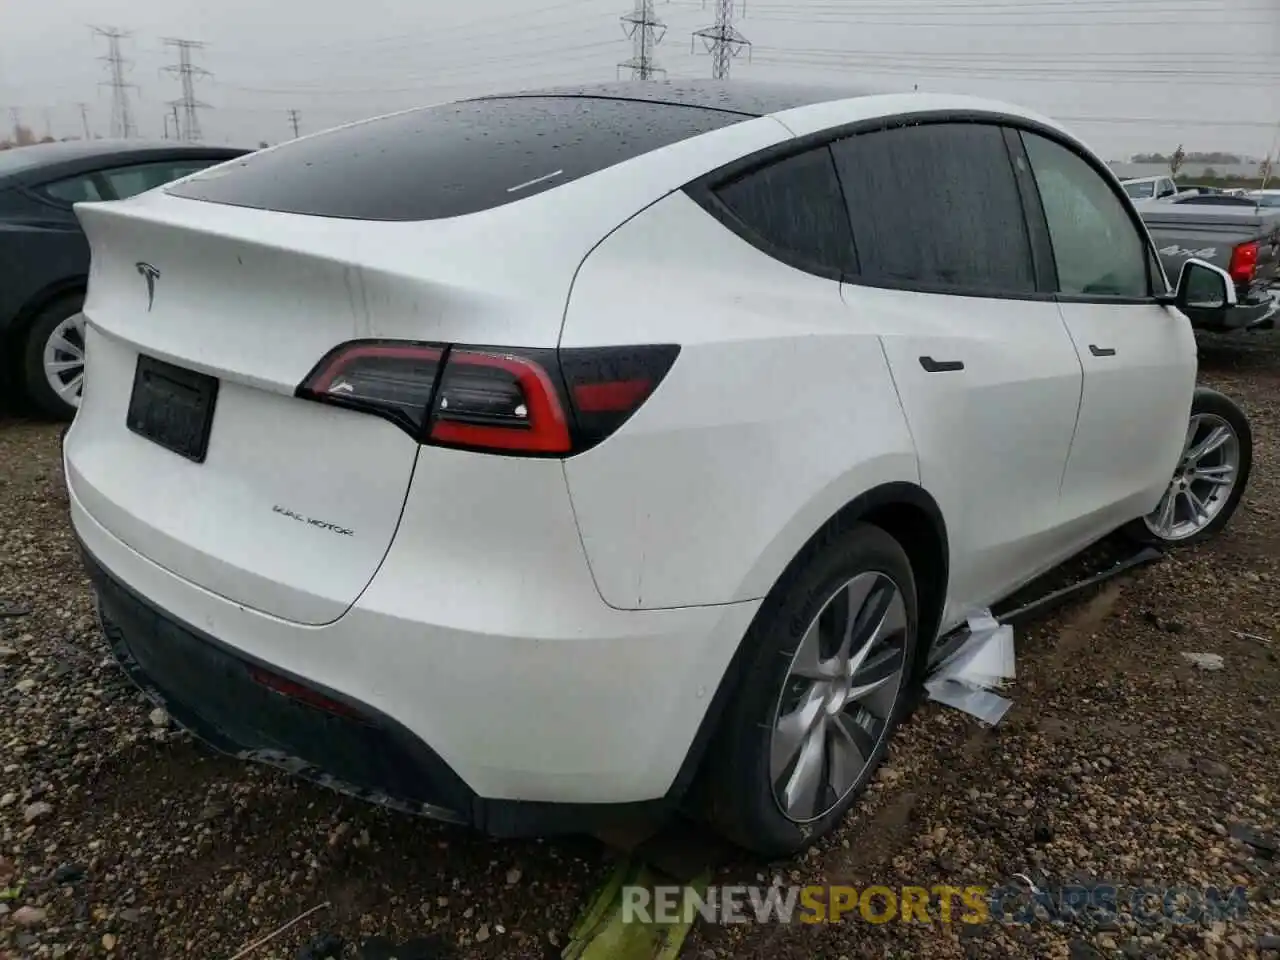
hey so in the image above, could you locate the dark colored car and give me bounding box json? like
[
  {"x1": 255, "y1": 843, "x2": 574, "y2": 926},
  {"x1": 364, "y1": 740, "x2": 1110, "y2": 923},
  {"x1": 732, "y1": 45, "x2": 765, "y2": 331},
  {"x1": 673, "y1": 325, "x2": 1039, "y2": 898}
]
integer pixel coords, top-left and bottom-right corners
[{"x1": 0, "y1": 140, "x2": 248, "y2": 418}]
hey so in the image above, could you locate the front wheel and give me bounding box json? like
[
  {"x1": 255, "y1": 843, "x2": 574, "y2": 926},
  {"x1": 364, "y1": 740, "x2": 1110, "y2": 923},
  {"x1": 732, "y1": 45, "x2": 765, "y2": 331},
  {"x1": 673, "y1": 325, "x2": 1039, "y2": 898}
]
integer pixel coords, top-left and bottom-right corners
[
  {"x1": 1125, "y1": 386, "x2": 1252, "y2": 546},
  {"x1": 703, "y1": 522, "x2": 918, "y2": 859}
]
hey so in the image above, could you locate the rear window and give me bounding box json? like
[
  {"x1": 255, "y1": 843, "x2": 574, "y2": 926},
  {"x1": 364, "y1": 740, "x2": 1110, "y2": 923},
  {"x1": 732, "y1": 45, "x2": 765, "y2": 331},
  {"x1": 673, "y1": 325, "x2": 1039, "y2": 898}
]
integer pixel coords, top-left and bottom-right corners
[{"x1": 167, "y1": 96, "x2": 746, "y2": 221}]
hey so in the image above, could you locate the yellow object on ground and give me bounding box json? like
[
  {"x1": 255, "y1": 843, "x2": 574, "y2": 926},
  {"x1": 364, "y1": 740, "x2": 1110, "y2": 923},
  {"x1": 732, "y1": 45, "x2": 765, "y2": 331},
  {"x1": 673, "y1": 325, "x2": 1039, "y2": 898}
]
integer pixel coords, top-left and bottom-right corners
[{"x1": 562, "y1": 857, "x2": 708, "y2": 960}]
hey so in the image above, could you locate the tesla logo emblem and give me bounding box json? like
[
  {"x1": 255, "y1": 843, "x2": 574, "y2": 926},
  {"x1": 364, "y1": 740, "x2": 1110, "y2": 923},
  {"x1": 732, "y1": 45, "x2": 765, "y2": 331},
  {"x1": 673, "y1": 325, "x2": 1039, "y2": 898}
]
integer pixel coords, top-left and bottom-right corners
[{"x1": 135, "y1": 262, "x2": 160, "y2": 311}]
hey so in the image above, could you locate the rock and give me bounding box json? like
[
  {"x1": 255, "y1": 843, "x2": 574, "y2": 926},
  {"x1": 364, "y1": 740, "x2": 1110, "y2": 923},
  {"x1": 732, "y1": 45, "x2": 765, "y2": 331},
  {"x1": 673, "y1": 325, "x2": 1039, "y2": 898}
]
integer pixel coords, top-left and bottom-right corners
[
  {"x1": 297, "y1": 932, "x2": 344, "y2": 959},
  {"x1": 475, "y1": 925, "x2": 491, "y2": 943},
  {"x1": 506, "y1": 867, "x2": 521, "y2": 885},
  {"x1": 15, "y1": 678, "x2": 35, "y2": 693},
  {"x1": 1258, "y1": 934, "x2": 1280, "y2": 951},
  {"x1": 23, "y1": 800, "x2": 54, "y2": 823},
  {"x1": 52, "y1": 863, "x2": 86, "y2": 884},
  {"x1": 12, "y1": 905, "x2": 48, "y2": 927},
  {"x1": 0, "y1": 856, "x2": 13, "y2": 882},
  {"x1": 149, "y1": 707, "x2": 168, "y2": 728},
  {"x1": 1069, "y1": 938, "x2": 1103, "y2": 959},
  {"x1": 0, "y1": 793, "x2": 13, "y2": 808},
  {"x1": 1195, "y1": 758, "x2": 1232, "y2": 779},
  {"x1": 1181, "y1": 651, "x2": 1223, "y2": 670},
  {"x1": 1229, "y1": 824, "x2": 1278, "y2": 856},
  {"x1": 195, "y1": 803, "x2": 227, "y2": 824},
  {"x1": 102, "y1": 933, "x2": 117, "y2": 951},
  {"x1": 119, "y1": 908, "x2": 141, "y2": 924},
  {"x1": 1033, "y1": 821, "x2": 1054, "y2": 844}
]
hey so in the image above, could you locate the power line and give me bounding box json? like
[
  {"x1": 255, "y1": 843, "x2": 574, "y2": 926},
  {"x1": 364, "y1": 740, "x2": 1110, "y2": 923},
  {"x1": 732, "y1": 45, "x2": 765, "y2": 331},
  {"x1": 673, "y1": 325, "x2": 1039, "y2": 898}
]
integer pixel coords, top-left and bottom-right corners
[
  {"x1": 42, "y1": 108, "x2": 52, "y2": 140},
  {"x1": 226, "y1": 0, "x2": 606, "y2": 57},
  {"x1": 287, "y1": 108, "x2": 301, "y2": 138},
  {"x1": 750, "y1": 53, "x2": 1280, "y2": 84},
  {"x1": 693, "y1": 0, "x2": 750, "y2": 79},
  {"x1": 214, "y1": 39, "x2": 619, "y2": 96},
  {"x1": 162, "y1": 38, "x2": 212, "y2": 142},
  {"x1": 92, "y1": 26, "x2": 138, "y2": 139},
  {"x1": 619, "y1": 0, "x2": 667, "y2": 80}
]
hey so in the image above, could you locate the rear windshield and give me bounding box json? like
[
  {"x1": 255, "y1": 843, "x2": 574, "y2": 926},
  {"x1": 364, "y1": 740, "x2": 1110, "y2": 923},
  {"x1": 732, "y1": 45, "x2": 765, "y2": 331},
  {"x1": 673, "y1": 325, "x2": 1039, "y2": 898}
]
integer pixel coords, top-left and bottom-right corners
[
  {"x1": 166, "y1": 96, "x2": 745, "y2": 221},
  {"x1": 1123, "y1": 181, "x2": 1155, "y2": 199}
]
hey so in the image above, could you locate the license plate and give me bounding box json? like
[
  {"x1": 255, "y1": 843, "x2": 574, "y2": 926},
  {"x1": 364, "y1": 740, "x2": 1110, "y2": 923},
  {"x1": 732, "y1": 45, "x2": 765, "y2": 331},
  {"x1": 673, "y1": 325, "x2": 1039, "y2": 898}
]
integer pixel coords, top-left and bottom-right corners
[{"x1": 126, "y1": 355, "x2": 218, "y2": 463}]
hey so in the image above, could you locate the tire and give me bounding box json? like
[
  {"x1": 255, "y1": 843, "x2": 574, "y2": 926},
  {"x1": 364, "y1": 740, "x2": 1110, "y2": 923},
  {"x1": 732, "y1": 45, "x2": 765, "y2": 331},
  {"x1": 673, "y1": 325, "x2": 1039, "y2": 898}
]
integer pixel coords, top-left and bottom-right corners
[
  {"x1": 1123, "y1": 386, "x2": 1252, "y2": 547},
  {"x1": 20, "y1": 293, "x2": 86, "y2": 421},
  {"x1": 704, "y1": 522, "x2": 918, "y2": 859}
]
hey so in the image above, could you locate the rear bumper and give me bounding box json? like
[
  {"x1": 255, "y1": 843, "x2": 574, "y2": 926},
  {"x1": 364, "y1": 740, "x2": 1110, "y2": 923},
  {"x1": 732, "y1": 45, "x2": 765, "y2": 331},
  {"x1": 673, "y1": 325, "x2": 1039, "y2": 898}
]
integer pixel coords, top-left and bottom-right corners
[
  {"x1": 69, "y1": 475, "x2": 760, "y2": 836},
  {"x1": 1185, "y1": 297, "x2": 1277, "y2": 331},
  {"x1": 87, "y1": 547, "x2": 473, "y2": 822}
]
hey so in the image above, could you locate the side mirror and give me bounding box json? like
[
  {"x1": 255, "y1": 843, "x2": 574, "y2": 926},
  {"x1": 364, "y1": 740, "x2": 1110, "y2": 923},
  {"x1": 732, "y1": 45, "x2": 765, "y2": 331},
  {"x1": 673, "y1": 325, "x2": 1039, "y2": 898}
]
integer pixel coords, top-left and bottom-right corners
[{"x1": 1174, "y1": 258, "x2": 1237, "y2": 310}]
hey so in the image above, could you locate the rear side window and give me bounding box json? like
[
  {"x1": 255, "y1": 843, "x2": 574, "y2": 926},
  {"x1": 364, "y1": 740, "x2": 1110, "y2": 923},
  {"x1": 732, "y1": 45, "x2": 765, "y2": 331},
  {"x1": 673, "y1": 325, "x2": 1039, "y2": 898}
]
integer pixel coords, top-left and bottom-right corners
[
  {"x1": 39, "y1": 174, "x2": 105, "y2": 204},
  {"x1": 830, "y1": 123, "x2": 1036, "y2": 294},
  {"x1": 101, "y1": 160, "x2": 216, "y2": 200},
  {"x1": 167, "y1": 97, "x2": 745, "y2": 221},
  {"x1": 711, "y1": 146, "x2": 857, "y2": 278}
]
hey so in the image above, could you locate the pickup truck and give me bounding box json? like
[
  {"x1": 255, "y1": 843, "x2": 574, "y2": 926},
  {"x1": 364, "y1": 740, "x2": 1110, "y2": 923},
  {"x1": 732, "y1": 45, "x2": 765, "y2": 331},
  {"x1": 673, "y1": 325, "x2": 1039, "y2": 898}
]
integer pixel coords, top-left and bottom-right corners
[{"x1": 1139, "y1": 200, "x2": 1280, "y2": 331}]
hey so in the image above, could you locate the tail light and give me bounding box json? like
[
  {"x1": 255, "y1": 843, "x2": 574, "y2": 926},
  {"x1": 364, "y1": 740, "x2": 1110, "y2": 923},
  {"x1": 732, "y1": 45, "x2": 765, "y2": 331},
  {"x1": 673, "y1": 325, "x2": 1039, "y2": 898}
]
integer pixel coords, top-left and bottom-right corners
[
  {"x1": 298, "y1": 341, "x2": 443, "y2": 434},
  {"x1": 297, "y1": 340, "x2": 679, "y2": 456},
  {"x1": 1228, "y1": 241, "x2": 1258, "y2": 286}
]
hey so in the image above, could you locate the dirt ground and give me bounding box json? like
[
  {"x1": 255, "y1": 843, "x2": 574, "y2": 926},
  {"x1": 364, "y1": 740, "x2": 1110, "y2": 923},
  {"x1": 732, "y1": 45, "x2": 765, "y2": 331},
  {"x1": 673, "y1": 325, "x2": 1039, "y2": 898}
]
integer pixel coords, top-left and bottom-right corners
[{"x1": 2, "y1": 329, "x2": 1279, "y2": 960}]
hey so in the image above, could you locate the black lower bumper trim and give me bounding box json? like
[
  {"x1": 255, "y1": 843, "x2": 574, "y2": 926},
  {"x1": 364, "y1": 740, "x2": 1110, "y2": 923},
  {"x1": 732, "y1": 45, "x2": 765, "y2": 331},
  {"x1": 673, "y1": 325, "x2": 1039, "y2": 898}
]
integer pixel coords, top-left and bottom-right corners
[{"x1": 78, "y1": 541, "x2": 688, "y2": 838}]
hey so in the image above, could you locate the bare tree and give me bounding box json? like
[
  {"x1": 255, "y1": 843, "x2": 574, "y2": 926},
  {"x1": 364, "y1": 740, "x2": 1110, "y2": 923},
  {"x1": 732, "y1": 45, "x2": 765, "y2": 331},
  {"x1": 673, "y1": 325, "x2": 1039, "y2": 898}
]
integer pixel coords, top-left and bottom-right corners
[{"x1": 1169, "y1": 144, "x2": 1187, "y2": 177}]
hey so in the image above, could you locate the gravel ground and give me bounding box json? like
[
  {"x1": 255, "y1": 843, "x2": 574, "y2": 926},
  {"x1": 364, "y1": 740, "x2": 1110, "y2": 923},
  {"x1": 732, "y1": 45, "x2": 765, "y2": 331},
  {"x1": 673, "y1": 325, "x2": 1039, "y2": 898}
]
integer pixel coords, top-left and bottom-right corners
[{"x1": 2, "y1": 329, "x2": 1279, "y2": 960}]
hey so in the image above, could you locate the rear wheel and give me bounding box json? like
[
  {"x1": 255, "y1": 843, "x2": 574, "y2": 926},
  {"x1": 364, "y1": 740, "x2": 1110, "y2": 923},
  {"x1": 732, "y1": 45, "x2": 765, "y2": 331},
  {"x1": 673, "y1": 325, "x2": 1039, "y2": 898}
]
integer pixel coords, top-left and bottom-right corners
[
  {"x1": 21, "y1": 294, "x2": 87, "y2": 421},
  {"x1": 1125, "y1": 387, "x2": 1252, "y2": 546},
  {"x1": 705, "y1": 522, "x2": 917, "y2": 858}
]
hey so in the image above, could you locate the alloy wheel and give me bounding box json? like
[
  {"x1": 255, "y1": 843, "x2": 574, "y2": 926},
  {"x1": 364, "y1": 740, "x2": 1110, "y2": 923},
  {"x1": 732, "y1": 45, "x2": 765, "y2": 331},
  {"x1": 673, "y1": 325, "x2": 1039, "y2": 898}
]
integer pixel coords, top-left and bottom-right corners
[
  {"x1": 1143, "y1": 412, "x2": 1241, "y2": 541},
  {"x1": 769, "y1": 571, "x2": 908, "y2": 824},
  {"x1": 42, "y1": 312, "x2": 87, "y2": 410}
]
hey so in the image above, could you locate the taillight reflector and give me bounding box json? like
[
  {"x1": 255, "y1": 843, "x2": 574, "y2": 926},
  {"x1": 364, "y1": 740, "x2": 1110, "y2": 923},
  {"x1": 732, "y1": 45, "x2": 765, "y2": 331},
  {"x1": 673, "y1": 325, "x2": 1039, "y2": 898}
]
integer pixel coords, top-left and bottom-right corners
[{"x1": 248, "y1": 666, "x2": 366, "y2": 722}]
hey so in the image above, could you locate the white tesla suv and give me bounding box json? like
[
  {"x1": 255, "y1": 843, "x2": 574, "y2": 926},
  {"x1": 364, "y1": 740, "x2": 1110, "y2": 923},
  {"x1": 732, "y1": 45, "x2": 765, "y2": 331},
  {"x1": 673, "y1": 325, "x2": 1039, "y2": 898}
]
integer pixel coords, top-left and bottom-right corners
[{"x1": 64, "y1": 81, "x2": 1252, "y2": 858}]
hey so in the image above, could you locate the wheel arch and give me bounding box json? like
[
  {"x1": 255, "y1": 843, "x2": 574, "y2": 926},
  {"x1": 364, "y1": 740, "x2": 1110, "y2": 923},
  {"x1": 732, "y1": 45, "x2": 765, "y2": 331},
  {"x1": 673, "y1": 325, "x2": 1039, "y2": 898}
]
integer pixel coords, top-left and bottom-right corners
[
  {"x1": 2, "y1": 277, "x2": 87, "y2": 356},
  {"x1": 670, "y1": 480, "x2": 951, "y2": 807}
]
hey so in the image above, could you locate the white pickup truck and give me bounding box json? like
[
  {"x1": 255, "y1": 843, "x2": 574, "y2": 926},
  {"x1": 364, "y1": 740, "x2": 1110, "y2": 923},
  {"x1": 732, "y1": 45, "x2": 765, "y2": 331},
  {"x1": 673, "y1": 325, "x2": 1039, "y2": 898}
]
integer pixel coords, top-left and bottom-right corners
[{"x1": 1121, "y1": 174, "x2": 1180, "y2": 203}]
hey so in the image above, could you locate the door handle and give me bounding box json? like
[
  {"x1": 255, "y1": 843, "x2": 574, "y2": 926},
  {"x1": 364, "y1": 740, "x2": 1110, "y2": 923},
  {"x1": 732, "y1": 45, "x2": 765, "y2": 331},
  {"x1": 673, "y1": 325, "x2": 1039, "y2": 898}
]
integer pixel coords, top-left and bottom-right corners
[
  {"x1": 919, "y1": 356, "x2": 965, "y2": 373},
  {"x1": 1089, "y1": 344, "x2": 1116, "y2": 357}
]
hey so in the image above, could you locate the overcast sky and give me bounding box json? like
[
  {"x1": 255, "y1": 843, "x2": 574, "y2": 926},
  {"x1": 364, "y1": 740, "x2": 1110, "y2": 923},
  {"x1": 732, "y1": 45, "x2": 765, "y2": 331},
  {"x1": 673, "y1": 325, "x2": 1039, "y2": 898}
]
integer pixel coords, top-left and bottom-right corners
[{"x1": 0, "y1": 0, "x2": 1275, "y2": 161}]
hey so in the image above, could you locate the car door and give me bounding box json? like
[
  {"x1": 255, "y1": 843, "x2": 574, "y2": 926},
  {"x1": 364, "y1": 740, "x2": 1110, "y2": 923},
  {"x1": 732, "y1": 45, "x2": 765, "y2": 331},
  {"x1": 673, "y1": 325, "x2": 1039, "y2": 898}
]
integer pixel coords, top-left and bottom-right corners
[
  {"x1": 830, "y1": 121, "x2": 1086, "y2": 623},
  {"x1": 1016, "y1": 129, "x2": 1196, "y2": 537}
]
